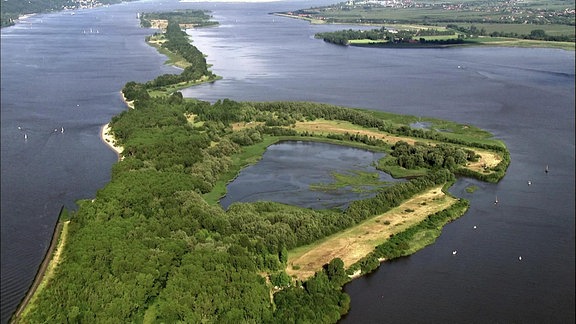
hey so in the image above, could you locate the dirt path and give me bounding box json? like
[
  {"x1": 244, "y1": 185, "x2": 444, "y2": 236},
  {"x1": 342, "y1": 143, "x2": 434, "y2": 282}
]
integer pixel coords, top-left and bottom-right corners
[{"x1": 286, "y1": 186, "x2": 457, "y2": 281}]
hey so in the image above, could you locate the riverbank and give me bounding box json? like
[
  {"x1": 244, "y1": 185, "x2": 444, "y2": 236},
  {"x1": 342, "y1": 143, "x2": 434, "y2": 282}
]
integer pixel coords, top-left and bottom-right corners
[{"x1": 11, "y1": 217, "x2": 69, "y2": 323}]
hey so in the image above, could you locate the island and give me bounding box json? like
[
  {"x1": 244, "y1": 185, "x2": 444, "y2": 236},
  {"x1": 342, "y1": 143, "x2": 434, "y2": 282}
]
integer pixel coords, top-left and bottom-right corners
[{"x1": 14, "y1": 10, "x2": 510, "y2": 324}]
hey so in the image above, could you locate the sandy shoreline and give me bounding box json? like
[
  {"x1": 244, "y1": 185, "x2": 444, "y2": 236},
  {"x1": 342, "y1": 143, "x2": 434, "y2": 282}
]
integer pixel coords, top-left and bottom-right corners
[
  {"x1": 100, "y1": 123, "x2": 123, "y2": 161},
  {"x1": 99, "y1": 93, "x2": 133, "y2": 161}
]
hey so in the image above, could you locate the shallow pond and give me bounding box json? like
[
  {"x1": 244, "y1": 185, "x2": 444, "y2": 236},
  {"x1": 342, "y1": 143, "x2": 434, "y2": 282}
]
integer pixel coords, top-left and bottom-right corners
[{"x1": 219, "y1": 141, "x2": 401, "y2": 210}]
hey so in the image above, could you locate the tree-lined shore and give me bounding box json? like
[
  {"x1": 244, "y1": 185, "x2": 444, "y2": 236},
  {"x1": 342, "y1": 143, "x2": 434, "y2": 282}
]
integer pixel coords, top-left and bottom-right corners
[{"x1": 14, "y1": 9, "x2": 510, "y2": 324}]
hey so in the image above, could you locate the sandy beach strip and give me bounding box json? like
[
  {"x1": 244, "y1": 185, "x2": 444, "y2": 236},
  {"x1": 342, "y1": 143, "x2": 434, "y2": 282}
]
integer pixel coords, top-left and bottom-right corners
[
  {"x1": 100, "y1": 92, "x2": 132, "y2": 160},
  {"x1": 100, "y1": 123, "x2": 123, "y2": 161}
]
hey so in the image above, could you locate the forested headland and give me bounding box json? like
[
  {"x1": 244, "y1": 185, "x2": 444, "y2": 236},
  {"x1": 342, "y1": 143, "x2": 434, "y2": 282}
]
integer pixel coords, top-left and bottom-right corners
[{"x1": 15, "y1": 10, "x2": 510, "y2": 323}]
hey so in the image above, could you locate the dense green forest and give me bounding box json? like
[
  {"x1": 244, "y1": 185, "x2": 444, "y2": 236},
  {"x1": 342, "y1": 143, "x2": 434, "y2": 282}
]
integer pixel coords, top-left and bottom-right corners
[
  {"x1": 16, "y1": 11, "x2": 510, "y2": 323},
  {"x1": 19, "y1": 95, "x2": 481, "y2": 323}
]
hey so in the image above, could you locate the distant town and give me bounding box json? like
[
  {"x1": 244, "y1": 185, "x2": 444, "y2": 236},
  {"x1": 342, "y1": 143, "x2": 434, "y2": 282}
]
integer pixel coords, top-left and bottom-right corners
[{"x1": 288, "y1": 0, "x2": 574, "y2": 25}]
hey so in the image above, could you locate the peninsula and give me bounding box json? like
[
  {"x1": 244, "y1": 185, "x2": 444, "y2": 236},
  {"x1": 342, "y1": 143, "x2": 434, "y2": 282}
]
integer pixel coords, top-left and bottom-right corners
[{"x1": 15, "y1": 9, "x2": 510, "y2": 324}]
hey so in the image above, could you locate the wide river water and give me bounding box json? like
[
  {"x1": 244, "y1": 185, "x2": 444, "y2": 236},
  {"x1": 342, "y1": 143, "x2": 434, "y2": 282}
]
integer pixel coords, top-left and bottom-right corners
[{"x1": 1, "y1": 0, "x2": 574, "y2": 323}]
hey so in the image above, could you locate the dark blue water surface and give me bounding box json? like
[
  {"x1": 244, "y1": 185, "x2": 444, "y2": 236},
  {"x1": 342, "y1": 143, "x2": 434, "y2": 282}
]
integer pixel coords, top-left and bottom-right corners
[
  {"x1": 220, "y1": 141, "x2": 399, "y2": 210},
  {"x1": 1, "y1": 0, "x2": 574, "y2": 323}
]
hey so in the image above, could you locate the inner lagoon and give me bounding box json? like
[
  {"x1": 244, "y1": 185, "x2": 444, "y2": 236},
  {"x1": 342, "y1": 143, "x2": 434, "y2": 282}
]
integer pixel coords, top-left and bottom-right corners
[{"x1": 219, "y1": 141, "x2": 402, "y2": 210}]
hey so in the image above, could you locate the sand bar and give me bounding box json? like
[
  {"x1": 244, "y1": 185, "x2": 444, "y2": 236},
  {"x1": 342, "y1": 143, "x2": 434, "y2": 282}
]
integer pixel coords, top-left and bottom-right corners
[{"x1": 100, "y1": 123, "x2": 123, "y2": 161}]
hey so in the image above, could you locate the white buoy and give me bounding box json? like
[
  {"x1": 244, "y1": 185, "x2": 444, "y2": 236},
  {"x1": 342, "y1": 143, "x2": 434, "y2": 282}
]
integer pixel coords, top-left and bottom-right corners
[
  {"x1": 452, "y1": 250, "x2": 457, "y2": 255},
  {"x1": 473, "y1": 225, "x2": 477, "y2": 229}
]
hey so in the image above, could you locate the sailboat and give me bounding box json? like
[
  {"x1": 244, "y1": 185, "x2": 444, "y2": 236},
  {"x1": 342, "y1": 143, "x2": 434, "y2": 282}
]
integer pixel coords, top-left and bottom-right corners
[
  {"x1": 494, "y1": 196, "x2": 498, "y2": 205},
  {"x1": 61, "y1": 127, "x2": 64, "y2": 133},
  {"x1": 24, "y1": 133, "x2": 28, "y2": 140},
  {"x1": 545, "y1": 165, "x2": 549, "y2": 174}
]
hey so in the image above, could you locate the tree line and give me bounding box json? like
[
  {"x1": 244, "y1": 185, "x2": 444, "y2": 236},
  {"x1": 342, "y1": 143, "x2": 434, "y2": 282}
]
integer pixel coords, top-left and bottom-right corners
[
  {"x1": 318, "y1": 25, "x2": 574, "y2": 47},
  {"x1": 448, "y1": 24, "x2": 575, "y2": 42}
]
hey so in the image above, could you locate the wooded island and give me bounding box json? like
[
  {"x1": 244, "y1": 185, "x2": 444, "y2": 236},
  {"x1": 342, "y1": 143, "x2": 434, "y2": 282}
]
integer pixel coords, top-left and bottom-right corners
[{"x1": 15, "y1": 10, "x2": 510, "y2": 323}]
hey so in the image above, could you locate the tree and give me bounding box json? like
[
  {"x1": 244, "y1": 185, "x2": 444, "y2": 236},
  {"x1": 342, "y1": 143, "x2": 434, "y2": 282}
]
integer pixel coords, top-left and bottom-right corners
[
  {"x1": 529, "y1": 29, "x2": 547, "y2": 39},
  {"x1": 324, "y1": 258, "x2": 347, "y2": 286}
]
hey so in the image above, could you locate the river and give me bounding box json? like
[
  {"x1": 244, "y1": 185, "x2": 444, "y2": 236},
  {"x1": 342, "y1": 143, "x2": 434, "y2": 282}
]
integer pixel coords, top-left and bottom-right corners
[{"x1": 1, "y1": 0, "x2": 574, "y2": 322}]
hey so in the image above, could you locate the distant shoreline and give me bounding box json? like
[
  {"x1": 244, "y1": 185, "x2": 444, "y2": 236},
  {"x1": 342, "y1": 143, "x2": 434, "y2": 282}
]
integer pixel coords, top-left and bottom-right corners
[
  {"x1": 180, "y1": 0, "x2": 282, "y2": 2},
  {"x1": 273, "y1": 13, "x2": 575, "y2": 51}
]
